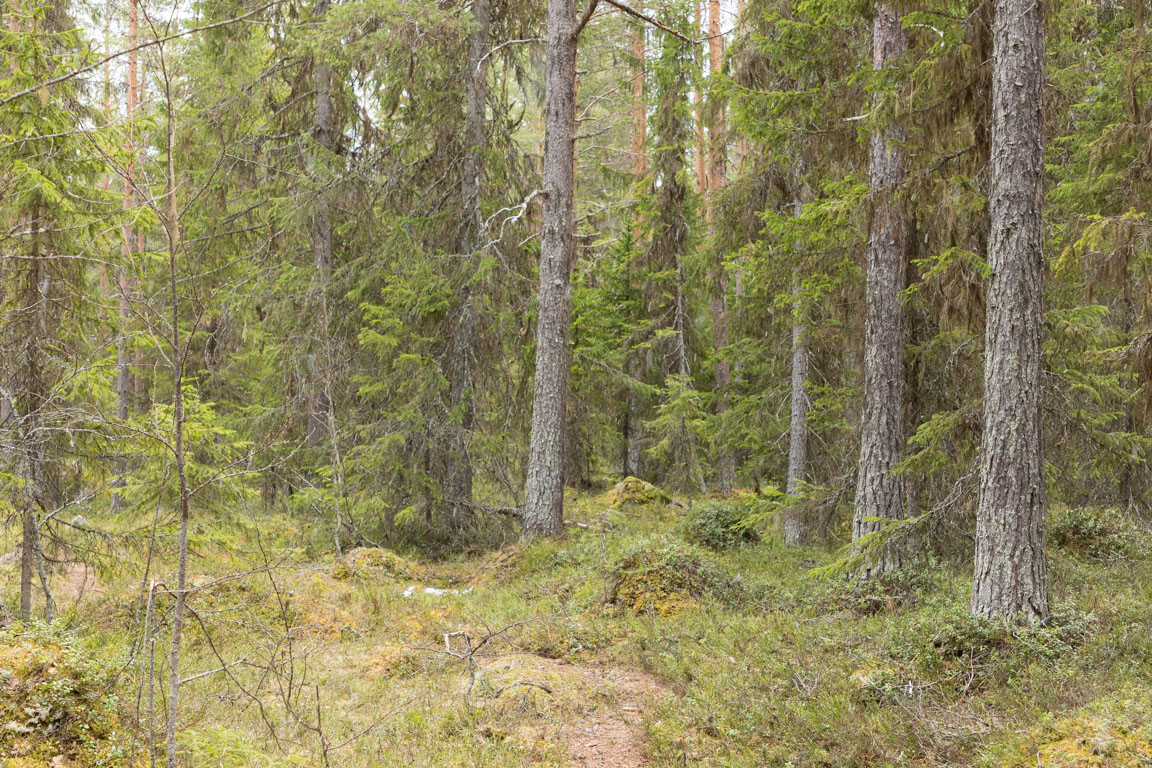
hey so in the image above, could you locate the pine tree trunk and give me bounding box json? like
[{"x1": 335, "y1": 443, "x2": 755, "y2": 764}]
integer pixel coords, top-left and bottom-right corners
[
  {"x1": 624, "y1": 351, "x2": 645, "y2": 477},
  {"x1": 631, "y1": 8, "x2": 646, "y2": 179},
  {"x1": 306, "y1": 0, "x2": 335, "y2": 451},
  {"x1": 693, "y1": 1, "x2": 707, "y2": 194},
  {"x1": 522, "y1": 0, "x2": 577, "y2": 538},
  {"x1": 19, "y1": 201, "x2": 49, "y2": 622},
  {"x1": 783, "y1": 271, "x2": 810, "y2": 545},
  {"x1": 971, "y1": 0, "x2": 1050, "y2": 622},
  {"x1": 438, "y1": 0, "x2": 488, "y2": 530},
  {"x1": 112, "y1": 0, "x2": 138, "y2": 512},
  {"x1": 708, "y1": 0, "x2": 734, "y2": 493},
  {"x1": 851, "y1": 4, "x2": 909, "y2": 577}
]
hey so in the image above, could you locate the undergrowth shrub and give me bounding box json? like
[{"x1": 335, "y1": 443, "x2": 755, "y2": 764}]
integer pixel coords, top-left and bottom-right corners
[
  {"x1": 839, "y1": 563, "x2": 939, "y2": 615},
  {"x1": 899, "y1": 605, "x2": 1094, "y2": 692},
  {"x1": 0, "y1": 623, "x2": 138, "y2": 767},
  {"x1": 1049, "y1": 507, "x2": 1147, "y2": 559},
  {"x1": 683, "y1": 500, "x2": 761, "y2": 550},
  {"x1": 606, "y1": 536, "x2": 739, "y2": 616}
]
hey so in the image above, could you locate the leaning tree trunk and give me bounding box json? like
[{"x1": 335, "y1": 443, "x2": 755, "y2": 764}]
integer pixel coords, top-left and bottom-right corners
[
  {"x1": 971, "y1": 0, "x2": 1050, "y2": 623},
  {"x1": 851, "y1": 4, "x2": 909, "y2": 577},
  {"x1": 522, "y1": 0, "x2": 577, "y2": 539}
]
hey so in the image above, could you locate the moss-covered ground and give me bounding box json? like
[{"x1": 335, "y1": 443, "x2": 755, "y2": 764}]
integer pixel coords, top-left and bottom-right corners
[{"x1": 2, "y1": 490, "x2": 1150, "y2": 767}]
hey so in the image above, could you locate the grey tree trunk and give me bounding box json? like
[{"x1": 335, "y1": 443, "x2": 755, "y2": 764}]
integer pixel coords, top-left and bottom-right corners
[
  {"x1": 306, "y1": 0, "x2": 336, "y2": 452},
  {"x1": 112, "y1": 0, "x2": 138, "y2": 512},
  {"x1": 161, "y1": 88, "x2": 195, "y2": 767},
  {"x1": 971, "y1": 0, "x2": 1050, "y2": 622},
  {"x1": 440, "y1": 0, "x2": 489, "y2": 530},
  {"x1": 18, "y1": 201, "x2": 52, "y2": 623},
  {"x1": 782, "y1": 196, "x2": 809, "y2": 546},
  {"x1": 624, "y1": 352, "x2": 646, "y2": 477},
  {"x1": 851, "y1": 4, "x2": 909, "y2": 577},
  {"x1": 522, "y1": 0, "x2": 577, "y2": 538},
  {"x1": 708, "y1": 0, "x2": 734, "y2": 493}
]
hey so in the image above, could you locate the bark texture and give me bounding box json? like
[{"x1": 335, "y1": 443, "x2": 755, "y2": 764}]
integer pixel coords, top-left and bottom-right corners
[
  {"x1": 693, "y1": 1, "x2": 706, "y2": 194},
  {"x1": 707, "y1": 0, "x2": 734, "y2": 493},
  {"x1": 783, "y1": 295, "x2": 810, "y2": 543},
  {"x1": 438, "y1": 0, "x2": 489, "y2": 529},
  {"x1": 306, "y1": 0, "x2": 336, "y2": 451},
  {"x1": 631, "y1": 9, "x2": 646, "y2": 179},
  {"x1": 852, "y1": 4, "x2": 909, "y2": 577},
  {"x1": 783, "y1": 196, "x2": 809, "y2": 546},
  {"x1": 112, "y1": 0, "x2": 139, "y2": 511},
  {"x1": 971, "y1": 0, "x2": 1050, "y2": 622},
  {"x1": 522, "y1": 0, "x2": 577, "y2": 538}
]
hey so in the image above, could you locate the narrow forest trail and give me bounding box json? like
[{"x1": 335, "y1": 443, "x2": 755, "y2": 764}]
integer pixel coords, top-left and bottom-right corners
[
  {"x1": 479, "y1": 653, "x2": 668, "y2": 767},
  {"x1": 561, "y1": 665, "x2": 666, "y2": 768}
]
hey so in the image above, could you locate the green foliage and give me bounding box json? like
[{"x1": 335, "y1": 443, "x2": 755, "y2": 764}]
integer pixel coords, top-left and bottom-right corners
[
  {"x1": 1049, "y1": 507, "x2": 1148, "y2": 560},
  {"x1": 180, "y1": 728, "x2": 307, "y2": 768},
  {"x1": 898, "y1": 604, "x2": 1094, "y2": 690},
  {"x1": 683, "y1": 499, "x2": 763, "y2": 550}
]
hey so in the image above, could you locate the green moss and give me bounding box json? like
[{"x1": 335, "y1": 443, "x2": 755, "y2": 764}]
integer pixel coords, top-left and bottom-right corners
[
  {"x1": 602, "y1": 477, "x2": 671, "y2": 507},
  {"x1": 330, "y1": 547, "x2": 424, "y2": 581},
  {"x1": 0, "y1": 624, "x2": 139, "y2": 767},
  {"x1": 606, "y1": 536, "x2": 737, "y2": 616}
]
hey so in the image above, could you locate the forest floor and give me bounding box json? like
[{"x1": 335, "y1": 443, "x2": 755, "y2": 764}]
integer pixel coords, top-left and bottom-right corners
[{"x1": 2, "y1": 483, "x2": 1152, "y2": 767}]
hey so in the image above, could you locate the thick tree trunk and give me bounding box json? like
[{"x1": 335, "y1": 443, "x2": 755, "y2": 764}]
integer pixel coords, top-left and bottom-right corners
[
  {"x1": 522, "y1": 0, "x2": 577, "y2": 538},
  {"x1": 707, "y1": 0, "x2": 734, "y2": 493},
  {"x1": 971, "y1": 0, "x2": 1050, "y2": 622},
  {"x1": 851, "y1": 4, "x2": 909, "y2": 577},
  {"x1": 783, "y1": 270, "x2": 810, "y2": 545}
]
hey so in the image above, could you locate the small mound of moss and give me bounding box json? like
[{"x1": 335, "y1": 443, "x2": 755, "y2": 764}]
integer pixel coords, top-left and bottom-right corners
[
  {"x1": 606, "y1": 537, "x2": 736, "y2": 616},
  {"x1": 1049, "y1": 506, "x2": 1147, "y2": 560},
  {"x1": 331, "y1": 547, "x2": 424, "y2": 581},
  {"x1": 603, "y1": 477, "x2": 671, "y2": 507},
  {"x1": 1028, "y1": 720, "x2": 1152, "y2": 767},
  {"x1": 0, "y1": 624, "x2": 138, "y2": 766},
  {"x1": 683, "y1": 500, "x2": 761, "y2": 550}
]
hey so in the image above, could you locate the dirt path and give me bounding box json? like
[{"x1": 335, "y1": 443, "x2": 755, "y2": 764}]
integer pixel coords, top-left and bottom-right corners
[
  {"x1": 482, "y1": 654, "x2": 668, "y2": 768},
  {"x1": 561, "y1": 665, "x2": 666, "y2": 768}
]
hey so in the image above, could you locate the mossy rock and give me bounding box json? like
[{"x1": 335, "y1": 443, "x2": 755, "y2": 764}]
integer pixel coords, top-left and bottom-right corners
[
  {"x1": 602, "y1": 477, "x2": 671, "y2": 508},
  {"x1": 331, "y1": 547, "x2": 424, "y2": 581},
  {"x1": 606, "y1": 537, "x2": 736, "y2": 616},
  {"x1": 0, "y1": 624, "x2": 139, "y2": 766}
]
